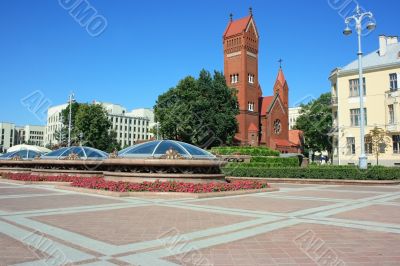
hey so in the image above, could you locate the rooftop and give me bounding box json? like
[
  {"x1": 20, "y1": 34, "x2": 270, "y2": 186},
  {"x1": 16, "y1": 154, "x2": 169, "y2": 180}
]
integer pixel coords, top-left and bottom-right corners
[{"x1": 340, "y1": 35, "x2": 400, "y2": 73}]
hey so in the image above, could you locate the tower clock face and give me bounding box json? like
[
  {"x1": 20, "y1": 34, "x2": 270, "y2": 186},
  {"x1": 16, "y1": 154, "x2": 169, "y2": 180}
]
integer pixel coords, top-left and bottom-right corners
[{"x1": 273, "y1": 119, "x2": 281, "y2": 135}]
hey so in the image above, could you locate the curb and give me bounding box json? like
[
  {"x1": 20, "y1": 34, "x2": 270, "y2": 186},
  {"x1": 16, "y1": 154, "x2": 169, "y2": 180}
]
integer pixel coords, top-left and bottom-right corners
[
  {"x1": 55, "y1": 184, "x2": 279, "y2": 198},
  {"x1": 227, "y1": 177, "x2": 400, "y2": 186},
  {"x1": 0, "y1": 178, "x2": 71, "y2": 186}
]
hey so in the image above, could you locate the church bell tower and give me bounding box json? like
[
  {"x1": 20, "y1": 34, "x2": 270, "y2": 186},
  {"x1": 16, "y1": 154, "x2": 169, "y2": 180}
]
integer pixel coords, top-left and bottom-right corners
[{"x1": 223, "y1": 8, "x2": 262, "y2": 145}]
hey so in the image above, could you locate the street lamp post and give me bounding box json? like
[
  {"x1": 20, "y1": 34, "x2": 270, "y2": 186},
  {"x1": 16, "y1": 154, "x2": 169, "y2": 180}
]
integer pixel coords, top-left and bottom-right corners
[
  {"x1": 343, "y1": 5, "x2": 376, "y2": 170},
  {"x1": 68, "y1": 93, "x2": 75, "y2": 147}
]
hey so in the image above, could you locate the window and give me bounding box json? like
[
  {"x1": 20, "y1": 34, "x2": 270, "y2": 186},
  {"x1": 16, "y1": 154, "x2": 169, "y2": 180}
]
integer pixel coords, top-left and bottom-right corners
[
  {"x1": 390, "y1": 73, "x2": 398, "y2": 91},
  {"x1": 273, "y1": 120, "x2": 281, "y2": 135},
  {"x1": 248, "y1": 101, "x2": 255, "y2": 111},
  {"x1": 350, "y1": 108, "x2": 367, "y2": 126},
  {"x1": 379, "y1": 143, "x2": 386, "y2": 154},
  {"x1": 347, "y1": 137, "x2": 356, "y2": 155},
  {"x1": 393, "y1": 135, "x2": 400, "y2": 154},
  {"x1": 349, "y1": 78, "x2": 366, "y2": 97},
  {"x1": 389, "y1": 105, "x2": 395, "y2": 124},
  {"x1": 230, "y1": 74, "x2": 239, "y2": 84},
  {"x1": 248, "y1": 74, "x2": 254, "y2": 84}
]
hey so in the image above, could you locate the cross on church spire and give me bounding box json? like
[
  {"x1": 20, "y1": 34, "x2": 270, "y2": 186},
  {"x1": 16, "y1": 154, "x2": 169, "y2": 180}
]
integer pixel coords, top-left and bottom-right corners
[
  {"x1": 229, "y1": 13, "x2": 233, "y2": 22},
  {"x1": 278, "y1": 58, "x2": 283, "y2": 69},
  {"x1": 249, "y1": 7, "x2": 253, "y2": 15}
]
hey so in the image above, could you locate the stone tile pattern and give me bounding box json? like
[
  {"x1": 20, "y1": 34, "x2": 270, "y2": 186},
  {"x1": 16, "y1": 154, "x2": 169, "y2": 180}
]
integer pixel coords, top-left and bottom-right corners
[
  {"x1": 0, "y1": 181, "x2": 399, "y2": 266},
  {"x1": 34, "y1": 206, "x2": 251, "y2": 245},
  {"x1": 0, "y1": 233, "x2": 44, "y2": 265},
  {"x1": 166, "y1": 223, "x2": 400, "y2": 266},
  {"x1": 0, "y1": 194, "x2": 124, "y2": 212}
]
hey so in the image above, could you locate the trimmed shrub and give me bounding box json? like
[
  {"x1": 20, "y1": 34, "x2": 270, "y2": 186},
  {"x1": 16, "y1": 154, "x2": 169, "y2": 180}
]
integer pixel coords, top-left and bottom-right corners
[
  {"x1": 222, "y1": 165, "x2": 400, "y2": 180},
  {"x1": 226, "y1": 159, "x2": 298, "y2": 168},
  {"x1": 249, "y1": 156, "x2": 299, "y2": 167},
  {"x1": 211, "y1": 146, "x2": 279, "y2": 157}
]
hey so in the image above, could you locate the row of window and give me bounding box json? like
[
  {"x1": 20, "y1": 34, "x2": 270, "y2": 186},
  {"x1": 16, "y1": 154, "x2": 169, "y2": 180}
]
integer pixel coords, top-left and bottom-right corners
[
  {"x1": 348, "y1": 105, "x2": 397, "y2": 127},
  {"x1": 29, "y1": 136, "x2": 43, "y2": 140},
  {"x1": 226, "y1": 38, "x2": 241, "y2": 47},
  {"x1": 347, "y1": 73, "x2": 398, "y2": 97},
  {"x1": 48, "y1": 114, "x2": 61, "y2": 123},
  {"x1": 118, "y1": 133, "x2": 149, "y2": 139},
  {"x1": 346, "y1": 135, "x2": 400, "y2": 154},
  {"x1": 110, "y1": 116, "x2": 149, "y2": 126},
  {"x1": 230, "y1": 73, "x2": 256, "y2": 84},
  {"x1": 230, "y1": 74, "x2": 239, "y2": 84},
  {"x1": 114, "y1": 125, "x2": 148, "y2": 133},
  {"x1": 29, "y1": 131, "x2": 44, "y2": 135}
]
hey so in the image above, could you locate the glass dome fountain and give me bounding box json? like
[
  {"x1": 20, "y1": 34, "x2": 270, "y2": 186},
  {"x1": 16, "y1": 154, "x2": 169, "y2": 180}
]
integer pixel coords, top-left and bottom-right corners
[
  {"x1": 0, "y1": 149, "x2": 43, "y2": 160},
  {"x1": 118, "y1": 140, "x2": 216, "y2": 160},
  {"x1": 41, "y1": 146, "x2": 108, "y2": 160}
]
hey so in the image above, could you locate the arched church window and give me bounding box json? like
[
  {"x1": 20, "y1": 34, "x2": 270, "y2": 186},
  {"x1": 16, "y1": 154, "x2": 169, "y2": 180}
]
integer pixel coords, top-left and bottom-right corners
[{"x1": 273, "y1": 119, "x2": 281, "y2": 135}]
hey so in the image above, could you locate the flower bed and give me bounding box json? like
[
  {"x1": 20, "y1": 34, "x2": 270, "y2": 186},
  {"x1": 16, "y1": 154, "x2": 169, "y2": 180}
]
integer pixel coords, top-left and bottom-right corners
[
  {"x1": 1, "y1": 173, "x2": 269, "y2": 193},
  {"x1": 1, "y1": 173, "x2": 101, "y2": 183},
  {"x1": 71, "y1": 178, "x2": 269, "y2": 193}
]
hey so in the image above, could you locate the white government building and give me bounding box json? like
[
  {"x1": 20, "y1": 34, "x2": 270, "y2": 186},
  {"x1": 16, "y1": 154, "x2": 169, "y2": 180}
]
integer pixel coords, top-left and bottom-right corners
[
  {"x1": 289, "y1": 107, "x2": 302, "y2": 130},
  {"x1": 330, "y1": 35, "x2": 400, "y2": 166},
  {"x1": 0, "y1": 123, "x2": 45, "y2": 152},
  {"x1": 45, "y1": 101, "x2": 156, "y2": 147}
]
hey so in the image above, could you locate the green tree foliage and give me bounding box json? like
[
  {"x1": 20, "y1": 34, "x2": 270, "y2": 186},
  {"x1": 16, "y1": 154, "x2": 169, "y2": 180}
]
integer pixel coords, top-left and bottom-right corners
[
  {"x1": 154, "y1": 69, "x2": 239, "y2": 148},
  {"x1": 365, "y1": 126, "x2": 391, "y2": 165},
  {"x1": 74, "y1": 104, "x2": 120, "y2": 152},
  {"x1": 54, "y1": 102, "x2": 81, "y2": 147},
  {"x1": 294, "y1": 92, "x2": 333, "y2": 154}
]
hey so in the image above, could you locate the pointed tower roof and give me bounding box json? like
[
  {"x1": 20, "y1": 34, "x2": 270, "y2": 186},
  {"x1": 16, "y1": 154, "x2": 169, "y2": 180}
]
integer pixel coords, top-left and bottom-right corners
[
  {"x1": 276, "y1": 68, "x2": 286, "y2": 85},
  {"x1": 223, "y1": 15, "x2": 252, "y2": 38}
]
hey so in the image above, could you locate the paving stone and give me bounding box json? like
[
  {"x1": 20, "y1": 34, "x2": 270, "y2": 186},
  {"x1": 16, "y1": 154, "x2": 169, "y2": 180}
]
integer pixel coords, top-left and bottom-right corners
[
  {"x1": 0, "y1": 182, "x2": 399, "y2": 265},
  {"x1": 33, "y1": 205, "x2": 251, "y2": 245},
  {"x1": 191, "y1": 195, "x2": 336, "y2": 213},
  {"x1": 0, "y1": 194, "x2": 124, "y2": 211}
]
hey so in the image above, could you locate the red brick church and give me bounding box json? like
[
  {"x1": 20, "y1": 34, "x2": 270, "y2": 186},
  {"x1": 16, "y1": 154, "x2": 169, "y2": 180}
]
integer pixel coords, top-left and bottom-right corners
[{"x1": 223, "y1": 9, "x2": 301, "y2": 153}]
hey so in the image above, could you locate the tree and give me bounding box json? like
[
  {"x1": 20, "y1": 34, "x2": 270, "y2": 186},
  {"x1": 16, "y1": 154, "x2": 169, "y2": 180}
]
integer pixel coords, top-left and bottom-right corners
[
  {"x1": 74, "y1": 104, "x2": 120, "y2": 152},
  {"x1": 55, "y1": 102, "x2": 81, "y2": 146},
  {"x1": 365, "y1": 126, "x2": 391, "y2": 165},
  {"x1": 294, "y1": 92, "x2": 333, "y2": 156},
  {"x1": 154, "y1": 69, "x2": 239, "y2": 148}
]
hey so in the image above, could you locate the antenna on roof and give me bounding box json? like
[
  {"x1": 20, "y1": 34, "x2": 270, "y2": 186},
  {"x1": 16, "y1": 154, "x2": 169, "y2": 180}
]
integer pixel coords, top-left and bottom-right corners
[
  {"x1": 229, "y1": 13, "x2": 233, "y2": 22},
  {"x1": 249, "y1": 7, "x2": 253, "y2": 15}
]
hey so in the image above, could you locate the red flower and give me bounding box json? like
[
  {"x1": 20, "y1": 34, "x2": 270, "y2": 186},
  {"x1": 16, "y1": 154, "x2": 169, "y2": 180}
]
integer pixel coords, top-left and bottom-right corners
[{"x1": 2, "y1": 173, "x2": 269, "y2": 193}]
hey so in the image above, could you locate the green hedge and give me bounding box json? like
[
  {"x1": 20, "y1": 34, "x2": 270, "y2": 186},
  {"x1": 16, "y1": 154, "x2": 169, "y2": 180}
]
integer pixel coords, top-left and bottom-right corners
[
  {"x1": 225, "y1": 157, "x2": 298, "y2": 168},
  {"x1": 222, "y1": 165, "x2": 400, "y2": 180},
  {"x1": 250, "y1": 156, "x2": 299, "y2": 167},
  {"x1": 211, "y1": 146, "x2": 279, "y2": 156}
]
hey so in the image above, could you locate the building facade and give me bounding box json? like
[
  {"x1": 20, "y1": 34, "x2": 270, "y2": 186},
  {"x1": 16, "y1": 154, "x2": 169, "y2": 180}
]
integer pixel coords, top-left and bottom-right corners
[
  {"x1": 223, "y1": 10, "x2": 299, "y2": 153},
  {"x1": 0, "y1": 123, "x2": 16, "y2": 152},
  {"x1": 45, "y1": 102, "x2": 155, "y2": 148},
  {"x1": 0, "y1": 123, "x2": 45, "y2": 152},
  {"x1": 289, "y1": 107, "x2": 302, "y2": 130},
  {"x1": 23, "y1": 125, "x2": 45, "y2": 146},
  {"x1": 330, "y1": 35, "x2": 400, "y2": 166}
]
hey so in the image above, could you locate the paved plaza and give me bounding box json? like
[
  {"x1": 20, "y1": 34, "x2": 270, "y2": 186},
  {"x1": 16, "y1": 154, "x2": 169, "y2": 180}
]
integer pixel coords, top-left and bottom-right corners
[{"x1": 0, "y1": 181, "x2": 400, "y2": 265}]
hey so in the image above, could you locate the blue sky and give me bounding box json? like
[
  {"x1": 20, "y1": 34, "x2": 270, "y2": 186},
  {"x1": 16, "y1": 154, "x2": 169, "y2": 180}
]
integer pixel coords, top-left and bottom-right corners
[{"x1": 0, "y1": 0, "x2": 398, "y2": 126}]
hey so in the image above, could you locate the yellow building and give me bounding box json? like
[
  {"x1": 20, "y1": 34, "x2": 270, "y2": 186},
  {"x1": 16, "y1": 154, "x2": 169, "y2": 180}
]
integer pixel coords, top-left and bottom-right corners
[{"x1": 330, "y1": 35, "x2": 400, "y2": 166}]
